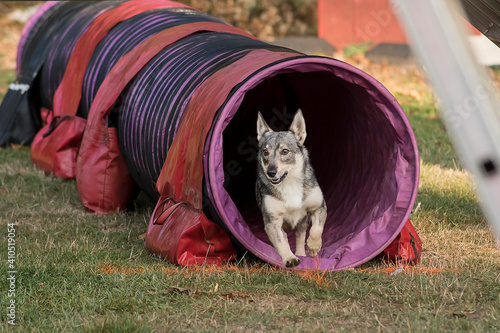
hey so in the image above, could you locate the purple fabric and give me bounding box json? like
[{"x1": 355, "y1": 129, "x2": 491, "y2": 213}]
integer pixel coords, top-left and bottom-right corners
[
  {"x1": 16, "y1": 1, "x2": 59, "y2": 75},
  {"x1": 203, "y1": 57, "x2": 419, "y2": 270}
]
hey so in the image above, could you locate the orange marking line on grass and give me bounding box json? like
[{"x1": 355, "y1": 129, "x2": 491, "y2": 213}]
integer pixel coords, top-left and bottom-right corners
[
  {"x1": 96, "y1": 261, "x2": 457, "y2": 279},
  {"x1": 96, "y1": 257, "x2": 335, "y2": 288},
  {"x1": 356, "y1": 265, "x2": 458, "y2": 274},
  {"x1": 95, "y1": 262, "x2": 283, "y2": 276},
  {"x1": 294, "y1": 255, "x2": 330, "y2": 286},
  {"x1": 96, "y1": 262, "x2": 180, "y2": 275}
]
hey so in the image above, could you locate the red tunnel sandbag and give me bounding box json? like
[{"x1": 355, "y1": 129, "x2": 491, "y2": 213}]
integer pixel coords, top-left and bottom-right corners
[{"x1": 31, "y1": 115, "x2": 85, "y2": 179}]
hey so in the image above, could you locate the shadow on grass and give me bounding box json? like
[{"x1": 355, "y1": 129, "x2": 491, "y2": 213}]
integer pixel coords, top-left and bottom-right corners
[
  {"x1": 398, "y1": 100, "x2": 486, "y2": 228},
  {"x1": 406, "y1": 110, "x2": 461, "y2": 170},
  {"x1": 415, "y1": 186, "x2": 485, "y2": 229},
  {"x1": 395, "y1": 96, "x2": 490, "y2": 231}
]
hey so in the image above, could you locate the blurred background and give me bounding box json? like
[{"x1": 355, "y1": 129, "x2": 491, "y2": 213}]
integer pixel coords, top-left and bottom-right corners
[{"x1": 1, "y1": 0, "x2": 499, "y2": 94}]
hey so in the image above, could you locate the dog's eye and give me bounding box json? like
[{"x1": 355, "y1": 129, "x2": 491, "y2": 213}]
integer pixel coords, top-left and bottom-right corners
[
  {"x1": 262, "y1": 148, "x2": 269, "y2": 156},
  {"x1": 281, "y1": 149, "x2": 289, "y2": 155}
]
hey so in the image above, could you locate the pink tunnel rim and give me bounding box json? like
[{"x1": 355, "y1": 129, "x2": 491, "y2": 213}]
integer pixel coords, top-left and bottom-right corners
[{"x1": 206, "y1": 56, "x2": 420, "y2": 270}]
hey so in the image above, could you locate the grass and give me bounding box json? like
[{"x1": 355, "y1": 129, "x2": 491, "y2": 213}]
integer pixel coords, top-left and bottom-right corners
[{"x1": 0, "y1": 10, "x2": 500, "y2": 333}]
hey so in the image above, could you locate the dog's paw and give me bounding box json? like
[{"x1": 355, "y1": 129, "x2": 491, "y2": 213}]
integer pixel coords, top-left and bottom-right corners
[
  {"x1": 284, "y1": 256, "x2": 300, "y2": 268},
  {"x1": 306, "y1": 238, "x2": 322, "y2": 258}
]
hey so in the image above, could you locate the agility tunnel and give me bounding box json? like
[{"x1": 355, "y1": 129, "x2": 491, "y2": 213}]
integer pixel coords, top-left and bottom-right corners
[{"x1": 1, "y1": 1, "x2": 420, "y2": 270}]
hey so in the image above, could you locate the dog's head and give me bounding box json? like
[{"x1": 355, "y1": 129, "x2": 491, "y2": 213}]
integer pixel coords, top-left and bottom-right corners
[{"x1": 256, "y1": 109, "x2": 307, "y2": 185}]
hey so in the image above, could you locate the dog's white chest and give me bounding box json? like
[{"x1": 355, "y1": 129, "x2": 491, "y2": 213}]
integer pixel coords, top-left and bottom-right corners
[
  {"x1": 281, "y1": 181, "x2": 304, "y2": 209},
  {"x1": 263, "y1": 180, "x2": 309, "y2": 229},
  {"x1": 284, "y1": 207, "x2": 308, "y2": 229},
  {"x1": 283, "y1": 183, "x2": 309, "y2": 228}
]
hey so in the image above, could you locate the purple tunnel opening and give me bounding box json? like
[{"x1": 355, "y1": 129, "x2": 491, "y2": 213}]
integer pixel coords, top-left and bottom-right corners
[{"x1": 205, "y1": 57, "x2": 419, "y2": 270}]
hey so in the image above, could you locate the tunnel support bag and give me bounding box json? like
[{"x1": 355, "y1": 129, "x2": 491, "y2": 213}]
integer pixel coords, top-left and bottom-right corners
[{"x1": 378, "y1": 219, "x2": 422, "y2": 265}]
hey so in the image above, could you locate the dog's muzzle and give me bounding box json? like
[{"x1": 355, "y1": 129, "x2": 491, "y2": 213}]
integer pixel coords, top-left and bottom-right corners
[{"x1": 269, "y1": 171, "x2": 288, "y2": 185}]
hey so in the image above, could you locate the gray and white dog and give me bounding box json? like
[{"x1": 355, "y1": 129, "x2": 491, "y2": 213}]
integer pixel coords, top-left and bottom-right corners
[{"x1": 255, "y1": 109, "x2": 327, "y2": 268}]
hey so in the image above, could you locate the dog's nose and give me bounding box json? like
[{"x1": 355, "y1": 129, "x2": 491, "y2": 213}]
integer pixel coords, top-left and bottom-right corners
[{"x1": 267, "y1": 167, "x2": 277, "y2": 178}]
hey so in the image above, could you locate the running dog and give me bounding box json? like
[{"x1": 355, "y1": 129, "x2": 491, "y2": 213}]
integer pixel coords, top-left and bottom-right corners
[{"x1": 256, "y1": 109, "x2": 327, "y2": 268}]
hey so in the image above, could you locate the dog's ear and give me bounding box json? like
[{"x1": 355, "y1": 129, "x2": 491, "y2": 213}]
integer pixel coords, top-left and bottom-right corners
[
  {"x1": 289, "y1": 109, "x2": 306, "y2": 145},
  {"x1": 257, "y1": 111, "x2": 272, "y2": 142}
]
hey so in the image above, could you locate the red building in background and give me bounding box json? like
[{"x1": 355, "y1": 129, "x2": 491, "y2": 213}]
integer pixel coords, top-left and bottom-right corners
[{"x1": 318, "y1": 0, "x2": 480, "y2": 51}]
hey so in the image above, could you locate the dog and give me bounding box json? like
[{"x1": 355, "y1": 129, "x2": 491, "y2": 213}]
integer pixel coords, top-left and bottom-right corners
[{"x1": 255, "y1": 109, "x2": 327, "y2": 268}]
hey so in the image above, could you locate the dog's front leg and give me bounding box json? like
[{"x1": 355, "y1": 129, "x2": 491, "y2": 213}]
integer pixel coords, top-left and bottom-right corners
[
  {"x1": 294, "y1": 219, "x2": 308, "y2": 257},
  {"x1": 265, "y1": 222, "x2": 300, "y2": 268},
  {"x1": 306, "y1": 205, "x2": 327, "y2": 258}
]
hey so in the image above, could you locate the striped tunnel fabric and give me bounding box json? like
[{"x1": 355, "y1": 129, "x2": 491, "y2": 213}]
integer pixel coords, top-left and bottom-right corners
[
  {"x1": 38, "y1": 1, "x2": 121, "y2": 111},
  {"x1": 80, "y1": 8, "x2": 229, "y2": 117},
  {"x1": 11, "y1": 1, "x2": 419, "y2": 270},
  {"x1": 118, "y1": 31, "x2": 297, "y2": 198}
]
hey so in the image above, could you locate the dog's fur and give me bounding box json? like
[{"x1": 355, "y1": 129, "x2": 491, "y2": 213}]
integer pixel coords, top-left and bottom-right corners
[{"x1": 255, "y1": 109, "x2": 327, "y2": 268}]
